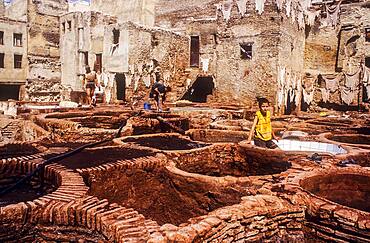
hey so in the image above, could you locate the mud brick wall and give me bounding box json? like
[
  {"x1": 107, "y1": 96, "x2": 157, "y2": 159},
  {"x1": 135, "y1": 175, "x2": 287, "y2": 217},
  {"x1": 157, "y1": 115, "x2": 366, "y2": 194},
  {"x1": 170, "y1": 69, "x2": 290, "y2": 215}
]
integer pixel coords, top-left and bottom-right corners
[
  {"x1": 153, "y1": 194, "x2": 305, "y2": 242},
  {"x1": 166, "y1": 143, "x2": 244, "y2": 169},
  {"x1": 286, "y1": 167, "x2": 370, "y2": 243}
]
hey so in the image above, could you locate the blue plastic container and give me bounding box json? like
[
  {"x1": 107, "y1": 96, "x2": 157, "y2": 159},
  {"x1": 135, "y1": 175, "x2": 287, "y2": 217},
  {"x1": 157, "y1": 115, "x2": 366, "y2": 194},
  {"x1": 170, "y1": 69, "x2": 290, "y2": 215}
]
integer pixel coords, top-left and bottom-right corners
[{"x1": 144, "y1": 102, "x2": 151, "y2": 110}]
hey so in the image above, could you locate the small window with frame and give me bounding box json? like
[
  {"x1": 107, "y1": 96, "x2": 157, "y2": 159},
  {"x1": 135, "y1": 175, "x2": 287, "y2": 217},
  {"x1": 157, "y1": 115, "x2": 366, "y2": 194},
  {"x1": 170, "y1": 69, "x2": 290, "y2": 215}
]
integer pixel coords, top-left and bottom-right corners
[
  {"x1": 14, "y1": 54, "x2": 22, "y2": 69},
  {"x1": 13, "y1": 33, "x2": 22, "y2": 47},
  {"x1": 62, "y1": 22, "x2": 66, "y2": 33},
  {"x1": 240, "y1": 43, "x2": 253, "y2": 59}
]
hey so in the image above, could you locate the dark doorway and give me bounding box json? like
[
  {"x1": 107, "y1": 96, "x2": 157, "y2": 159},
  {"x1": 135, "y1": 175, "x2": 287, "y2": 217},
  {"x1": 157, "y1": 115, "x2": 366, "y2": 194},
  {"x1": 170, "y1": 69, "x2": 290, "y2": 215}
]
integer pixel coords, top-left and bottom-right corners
[
  {"x1": 0, "y1": 84, "x2": 20, "y2": 101},
  {"x1": 182, "y1": 77, "x2": 214, "y2": 103},
  {"x1": 115, "y1": 73, "x2": 125, "y2": 101},
  {"x1": 95, "y1": 53, "x2": 102, "y2": 72}
]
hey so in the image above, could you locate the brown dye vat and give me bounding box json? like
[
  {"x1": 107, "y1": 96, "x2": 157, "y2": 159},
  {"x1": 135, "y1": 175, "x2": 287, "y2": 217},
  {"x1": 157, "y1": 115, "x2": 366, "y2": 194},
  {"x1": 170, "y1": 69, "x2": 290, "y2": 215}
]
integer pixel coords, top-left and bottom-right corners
[
  {"x1": 307, "y1": 119, "x2": 352, "y2": 127},
  {"x1": 0, "y1": 176, "x2": 55, "y2": 207},
  {"x1": 122, "y1": 136, "x2": 209, "y2": 150},
  {"x1": 129, "y1": 114, "x2": 189, "y2": 135},
  {"x1": 301, "y1": 174, "x2": 370, "y2": 212},
  {"x1": 56, "y1": 146, "x2": 154, "y2": 169},
  {"x1": 89, "y1": 166, "x2": 244, "y2": 226},
  {"x1": 351, "y1": 126, "x2": 370, "y2": 135},
  {"x1": 0, "y1": 143, "x2": 42, "y2": 159},
  {"x1": 66, "y1": 115, "x2": 126, "y2": 129},
  {"x1": 178, "y1": 156, "x2": 291, "y2": 177},
  {"x1": 330, "y1": 134, "x2": 370, "y2": 145},
  {"x1": 187, "y1": 129, "x2": 249, "y2": 143},
  {"x1": 0, "y1": 225, "x2": 108, "y2": 242}
]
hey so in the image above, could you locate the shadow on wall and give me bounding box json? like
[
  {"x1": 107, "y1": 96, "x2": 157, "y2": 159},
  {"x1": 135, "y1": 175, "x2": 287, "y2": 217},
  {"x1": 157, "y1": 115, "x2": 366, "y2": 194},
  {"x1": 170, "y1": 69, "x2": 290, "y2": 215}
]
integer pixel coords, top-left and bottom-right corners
[{"x1": 181, "y1": 77, "x2": 214, "y2": 103}]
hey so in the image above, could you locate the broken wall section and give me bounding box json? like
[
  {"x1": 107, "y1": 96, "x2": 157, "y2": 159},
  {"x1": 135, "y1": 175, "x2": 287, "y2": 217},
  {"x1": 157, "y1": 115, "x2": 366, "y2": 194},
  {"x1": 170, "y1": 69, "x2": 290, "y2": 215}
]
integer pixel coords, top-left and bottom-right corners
[{"x1": 26, "y1": 0, "x2": 68, "y2": 102}]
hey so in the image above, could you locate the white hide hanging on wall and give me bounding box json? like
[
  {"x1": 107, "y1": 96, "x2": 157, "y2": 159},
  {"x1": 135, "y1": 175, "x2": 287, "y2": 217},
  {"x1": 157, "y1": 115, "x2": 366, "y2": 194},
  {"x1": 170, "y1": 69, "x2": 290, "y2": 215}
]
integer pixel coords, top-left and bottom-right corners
[
  {"x1": 236, "y1": 0, "x2": 248, "y2": 16},
  {"x1": 255, "y1": 0, "x2": 266, "y2": 15}
]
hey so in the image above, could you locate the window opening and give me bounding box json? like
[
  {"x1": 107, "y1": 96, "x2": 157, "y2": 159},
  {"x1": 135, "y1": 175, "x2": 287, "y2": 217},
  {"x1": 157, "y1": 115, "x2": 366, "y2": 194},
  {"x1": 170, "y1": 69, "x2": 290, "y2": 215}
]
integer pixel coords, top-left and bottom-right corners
[
  {"x1": 240, "y1": 43, "x2": 253, "y2": 59},
  {"x1": 190, "y1": 36, "x2": 200, "y2": 67}
]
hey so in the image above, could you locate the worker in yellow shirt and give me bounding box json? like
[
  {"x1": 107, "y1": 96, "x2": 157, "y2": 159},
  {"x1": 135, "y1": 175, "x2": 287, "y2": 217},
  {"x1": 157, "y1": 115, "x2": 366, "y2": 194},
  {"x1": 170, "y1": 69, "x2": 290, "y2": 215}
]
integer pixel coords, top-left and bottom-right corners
[{"x1": 247, "y1": 97, "x2": 279, "y2": 149}]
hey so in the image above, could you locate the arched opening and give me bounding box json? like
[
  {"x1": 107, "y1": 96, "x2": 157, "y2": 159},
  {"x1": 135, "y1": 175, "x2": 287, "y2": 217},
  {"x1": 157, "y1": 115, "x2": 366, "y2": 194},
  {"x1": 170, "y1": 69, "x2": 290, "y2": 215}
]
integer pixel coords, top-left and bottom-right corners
[{"x1": 181, "y1": 76, "x2": 214, "y2": 103}]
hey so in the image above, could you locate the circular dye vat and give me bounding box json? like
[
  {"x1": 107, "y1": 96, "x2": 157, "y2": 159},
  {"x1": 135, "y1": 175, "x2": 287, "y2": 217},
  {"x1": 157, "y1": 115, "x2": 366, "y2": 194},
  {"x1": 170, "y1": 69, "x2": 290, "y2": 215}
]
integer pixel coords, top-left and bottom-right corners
[
  {"x1": 186, "y1": 129, "x2": 249, "y2": 143},
  {"x1": 0, "y1": 143, "x2": 44, "y2": 159},
  {"x1": 0, "y1": 225, "x2": 107, "y2": 242},
  {"x1": 275, "y1": 139, "x2": 346, "y2": 155},
  {"x1": 128, "y1": 113, "x2": 189, "y2": 135},
  {"x1": 210, "y1": 119, "x2": 252, "y2": 131},
  {"x1": 178, "y1": 159, "x2": 291, "y2": 177},
  {"x1": 56, "y1": 146, "x2": 154, "y2": 169},
  {"x1": 328, "y1": 134, "x2": 370, "y2": 146},
  {"x1": 66, "y1": 115, "x2": 126, "y2": 129},
  {"x1": 89, "y1": 166, "x2": 245, "y2": 226},
  {"x1": 301, "y1": 173, "x2": 370, "y2": 212},
  {"x1": 120, "y1": 134, "x2": 209, "y2": 151},
  {"x1": 0, "y1": 175, "x2": 56, "y2": 207}
]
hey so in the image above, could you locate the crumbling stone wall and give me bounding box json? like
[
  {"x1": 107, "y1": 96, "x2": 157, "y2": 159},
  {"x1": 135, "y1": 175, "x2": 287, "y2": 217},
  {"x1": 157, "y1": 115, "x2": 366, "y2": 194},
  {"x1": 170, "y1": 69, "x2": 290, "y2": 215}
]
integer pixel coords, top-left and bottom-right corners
[
  {"x1": 303, "y1": 1, "x2": 369, "y2": 109},
  {"x1": 26, "y1": 0, "x2": 68, "y2": 102},
  {"x1": 61, "y1": 11, "x2": 116, "y2": 92},
  {"x1": 91, "y1": 0, "x2": 156, "y2": 26}
]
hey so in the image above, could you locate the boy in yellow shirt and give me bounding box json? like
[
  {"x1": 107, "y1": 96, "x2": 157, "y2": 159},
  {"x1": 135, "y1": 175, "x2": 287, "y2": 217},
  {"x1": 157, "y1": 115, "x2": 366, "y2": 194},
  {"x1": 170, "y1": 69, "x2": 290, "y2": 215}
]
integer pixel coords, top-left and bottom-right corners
[{"x1": 247, "y1": 97, "x2": 279, "y2": 149}]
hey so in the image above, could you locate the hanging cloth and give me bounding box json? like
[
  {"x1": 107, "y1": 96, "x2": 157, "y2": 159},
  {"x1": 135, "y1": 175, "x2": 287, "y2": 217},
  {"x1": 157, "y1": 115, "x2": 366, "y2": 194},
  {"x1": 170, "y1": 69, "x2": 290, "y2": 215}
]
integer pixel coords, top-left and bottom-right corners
[
  {"x1": 218, "y1": 0, "x2": 233, "y2": 21},
  {"x1": 285, "y1": 0, "x2": 291, "y2": 17},
  {"x1": 289, "y1": 89, "x2": 295, "y2": 103},
  {"x1": 276, "y1": 0, "x2": 284, "y2": 11},
  {"x1": 297, "y1": 9, "x2": 305, "y2": 29},
  {"x1": 125, "y1": 73, "x2": 132, "y2": 87},
  {"x1": 362, "y1": 65, "x2": 370, "y2": 85},
  {"x1": 300, "y1": 0, "x2": 311, "y2": 10},
  {"x1": 236, "y1": 0, "x2": 248, "y2": 16},
  {"x1": 320, "y1": 88, "x2": 330, "y2": 103},
  {"x1": 201, "y1": 58, "x2": 210, "y2": 72},
  {"x1": 362, "y1": 65, "x2": 370, "y2": 101},
  {"x1": 305, "y1": 10, "x2": 320, "y2": 26},
  {"x1": 325, "y1": 0, "x2": 342, "y2": 27},
  {"x1": 290, "y1": 1, "x2": 296, "y2": 24},
  {"x1": 341, "y1": 86, "x2": 356, "y2": 105},
  {"x1": 302, "y1": 88, "x2": 314, "y2": 105},
  {"x1": 255, "y1": 0, "x2": 266, "y2": 15},
  {"x1": 322, "y1": 74, "x2": 341, "y2": 92},
  {"x1": 344, "y1": 68, "x2": 360, "y2": 90},
  {"x1": 143, "y1": 74, "x2": 151, "y2": 88}
]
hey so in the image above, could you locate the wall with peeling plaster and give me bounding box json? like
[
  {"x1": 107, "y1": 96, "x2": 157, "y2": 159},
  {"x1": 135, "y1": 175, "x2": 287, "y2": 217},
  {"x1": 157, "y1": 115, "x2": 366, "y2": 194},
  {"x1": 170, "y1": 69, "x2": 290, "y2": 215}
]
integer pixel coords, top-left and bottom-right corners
[
  {"x1": 60, "y1": 11, "x2": 117, "y2": 91},
  {"x1": 25, "y1": 0, "x2": 68, "y2": 102},
  {"x1": 303, "y1": 2, "x2": 369, "y2": 109},
  {"x1": 91, "y1": 0, "x2": 157, "y2": 26},
  {"x1": 4, "y1": 0, "x2": 27, "y2": 21}
]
